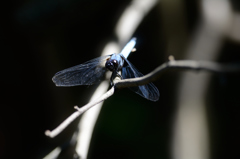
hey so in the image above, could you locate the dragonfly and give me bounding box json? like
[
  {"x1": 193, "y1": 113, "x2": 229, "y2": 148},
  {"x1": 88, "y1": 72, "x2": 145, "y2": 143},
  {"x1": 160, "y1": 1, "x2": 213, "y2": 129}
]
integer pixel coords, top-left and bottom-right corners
[{"x1": 52, "y1": 38, "x2": 159, "y2": 101}]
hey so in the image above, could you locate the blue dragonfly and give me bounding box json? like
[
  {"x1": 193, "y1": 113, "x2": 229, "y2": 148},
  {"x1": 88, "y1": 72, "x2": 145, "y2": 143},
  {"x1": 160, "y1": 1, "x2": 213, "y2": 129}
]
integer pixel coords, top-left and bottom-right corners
[{"x1": 52, "y1": 38, "x2": 159, "y2": 101}]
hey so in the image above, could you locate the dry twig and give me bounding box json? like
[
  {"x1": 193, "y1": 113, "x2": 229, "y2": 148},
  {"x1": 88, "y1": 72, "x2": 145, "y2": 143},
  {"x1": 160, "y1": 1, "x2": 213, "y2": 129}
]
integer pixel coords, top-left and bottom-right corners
[{"x1": 45, "y1": 59, "x2": 240, "y2": 138}]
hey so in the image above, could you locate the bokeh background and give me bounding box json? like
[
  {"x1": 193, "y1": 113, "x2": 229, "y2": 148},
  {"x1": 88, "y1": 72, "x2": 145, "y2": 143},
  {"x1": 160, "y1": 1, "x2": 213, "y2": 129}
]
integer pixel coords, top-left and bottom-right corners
[{"x1": 2, "y1": 0, "x2": 240, "y2": 159}]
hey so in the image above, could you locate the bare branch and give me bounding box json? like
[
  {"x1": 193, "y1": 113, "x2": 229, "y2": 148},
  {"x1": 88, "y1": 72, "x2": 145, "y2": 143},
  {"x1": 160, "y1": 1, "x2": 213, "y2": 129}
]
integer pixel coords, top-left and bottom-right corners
[
  {"x1": 115, "y1": 60, "x2": 240, "y2": 89},
  {"x1": 45, "y1": 59, "x2": 240, "y2": 138}
]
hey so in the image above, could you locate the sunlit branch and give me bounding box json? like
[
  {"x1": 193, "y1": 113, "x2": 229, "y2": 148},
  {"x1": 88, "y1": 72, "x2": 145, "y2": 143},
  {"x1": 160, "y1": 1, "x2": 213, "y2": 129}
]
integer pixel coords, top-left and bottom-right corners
[
  {"x1": 114, "y1": 59, "x2": 240, "y2": 89},
  {"x1": 45, "y1": 87, "x2": 115, "y2": 138},
  {"x1": 45, "y1": 59, "x2": 240, "y2": 138}
]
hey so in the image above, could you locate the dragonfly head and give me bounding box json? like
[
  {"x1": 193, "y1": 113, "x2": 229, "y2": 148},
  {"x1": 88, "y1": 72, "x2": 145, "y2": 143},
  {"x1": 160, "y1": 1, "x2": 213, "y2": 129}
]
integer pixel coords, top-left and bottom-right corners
[{"x1": 105, "y1": 59, "x2": 119, "y2": 72}]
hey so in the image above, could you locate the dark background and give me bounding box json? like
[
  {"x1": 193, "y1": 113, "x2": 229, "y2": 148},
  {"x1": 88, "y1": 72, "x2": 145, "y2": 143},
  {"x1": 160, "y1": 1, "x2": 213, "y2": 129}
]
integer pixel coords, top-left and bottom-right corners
[{"x1": 1, "y1": 0, "x2": 240, "y2": 159}]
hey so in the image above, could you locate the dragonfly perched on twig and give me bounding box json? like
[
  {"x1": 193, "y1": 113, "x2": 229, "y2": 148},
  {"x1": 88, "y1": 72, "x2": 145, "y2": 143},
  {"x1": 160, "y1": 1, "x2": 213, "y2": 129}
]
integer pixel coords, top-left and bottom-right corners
[{"x1": 52, "y1": 38, "x2": 159, "y2": 101}]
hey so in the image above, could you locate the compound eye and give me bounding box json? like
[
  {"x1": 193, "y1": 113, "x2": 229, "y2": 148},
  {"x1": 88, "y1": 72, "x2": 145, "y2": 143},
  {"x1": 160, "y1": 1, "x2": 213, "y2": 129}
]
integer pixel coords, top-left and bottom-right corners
[
  {"x1": 105, "y1": 59, "x2": 118, "y2": 71},
  {"x1": 112, "y1": 60, "x2": 117, "y2": 65}
]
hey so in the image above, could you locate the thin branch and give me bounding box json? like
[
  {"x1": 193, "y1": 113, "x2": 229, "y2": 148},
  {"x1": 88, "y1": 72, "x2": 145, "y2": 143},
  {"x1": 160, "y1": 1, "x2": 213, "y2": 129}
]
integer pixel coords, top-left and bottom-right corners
[
  {"x1": 45, "y1": 59, "x2": 240, "y2": 138},
  {"x1": 45, "y1": 87, "x2": 115, "y2": 138},
  {"x1": 114, "y1": 60, "x2": 240, "y2": 89}
]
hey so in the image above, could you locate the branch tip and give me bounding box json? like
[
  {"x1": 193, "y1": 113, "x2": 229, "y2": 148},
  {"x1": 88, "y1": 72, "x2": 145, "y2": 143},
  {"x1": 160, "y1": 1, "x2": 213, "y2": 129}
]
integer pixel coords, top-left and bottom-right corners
[
  {"x1": 168, "y1": 55, "x2": 175, "y2": 61},
  {"x1": 74, "y1": 106, "x2": 80, "y2": 110},
  {"x1": 45, "y1": 130, "x2": 51, "y2": 137}
]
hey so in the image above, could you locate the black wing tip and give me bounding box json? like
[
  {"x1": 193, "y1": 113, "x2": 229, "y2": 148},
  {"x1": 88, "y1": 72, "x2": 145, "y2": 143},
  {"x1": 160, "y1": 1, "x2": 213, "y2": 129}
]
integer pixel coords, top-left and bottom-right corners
[
  {"x1": 52, "y1": 76, "x2": 58, "y2": 85},
  {"x1": 52, "y1": 76, "x2": 65, "y2": 86},
  {"x1": 145, "y1": 86, "x2": 160, "y2": 102},
  {"x1": 147, "y1": 94, "x2": 160, "y2": 102},
  {"x1": 152, "y1": 89, "x2": 160, "y2": 102},
  {"x1": 149, "y1": 96, "x2": 159, "y2": 102}
]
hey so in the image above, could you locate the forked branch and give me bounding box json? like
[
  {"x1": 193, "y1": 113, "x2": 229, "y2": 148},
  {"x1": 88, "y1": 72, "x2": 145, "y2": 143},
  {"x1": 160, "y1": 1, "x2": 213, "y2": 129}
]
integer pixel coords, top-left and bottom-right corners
[
  {"x1": 45, "y1": 58, "x2": 240, "y2": 138},
  {"x1": 45, "y1": 87, "x2": 115, "y2": 138}
]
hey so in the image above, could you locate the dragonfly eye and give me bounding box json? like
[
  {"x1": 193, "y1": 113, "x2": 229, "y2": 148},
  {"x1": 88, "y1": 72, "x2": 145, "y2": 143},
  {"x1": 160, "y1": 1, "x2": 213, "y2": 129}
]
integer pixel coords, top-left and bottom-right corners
[{"x1": 105, "y1": 59, "x2": 118, "y2": 71}]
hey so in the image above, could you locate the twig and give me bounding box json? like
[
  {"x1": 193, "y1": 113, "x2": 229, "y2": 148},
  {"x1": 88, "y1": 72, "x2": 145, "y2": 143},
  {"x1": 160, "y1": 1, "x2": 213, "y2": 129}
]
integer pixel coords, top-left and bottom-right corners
[
  {"x1": 45, "y1": 87, "x2": 115, "y2": 138},
  {"x1": 114, "y1": 60, "x2": 240, "y2": 89},
  {"x1": 45, "y1": 59, "x2": 240, "y2": 138}
]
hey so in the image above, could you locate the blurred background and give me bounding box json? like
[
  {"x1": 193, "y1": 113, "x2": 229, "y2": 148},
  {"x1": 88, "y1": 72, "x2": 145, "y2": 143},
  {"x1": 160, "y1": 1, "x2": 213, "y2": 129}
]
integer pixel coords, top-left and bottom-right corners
[{"x1": 1, "y1": 0, "x2": 240, "y2": 159}]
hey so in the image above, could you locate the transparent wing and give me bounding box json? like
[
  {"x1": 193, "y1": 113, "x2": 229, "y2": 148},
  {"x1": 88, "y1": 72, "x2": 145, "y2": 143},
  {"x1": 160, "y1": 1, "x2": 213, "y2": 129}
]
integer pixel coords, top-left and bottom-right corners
[
  {"x1": 52, "y1": 55, "x2": 111, "y2": 86},
  {"x1": 121, "y1": 56, "x2": 160, "y2": 101}
]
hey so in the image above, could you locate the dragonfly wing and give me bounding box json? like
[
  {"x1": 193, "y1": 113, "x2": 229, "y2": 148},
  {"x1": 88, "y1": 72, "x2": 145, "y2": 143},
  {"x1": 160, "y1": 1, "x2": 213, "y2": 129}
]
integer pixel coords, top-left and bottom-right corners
[
  {"x1": 121, "y1": 58, "x2": 160, "y2": 101},
  {"x1": 52, "y1": 55, "x2": 111, "y2": 86}
]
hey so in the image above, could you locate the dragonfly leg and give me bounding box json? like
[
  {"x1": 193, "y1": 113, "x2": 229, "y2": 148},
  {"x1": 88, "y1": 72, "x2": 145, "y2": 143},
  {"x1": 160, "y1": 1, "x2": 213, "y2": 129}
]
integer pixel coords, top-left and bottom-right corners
[
  {"x1": 110, "y1": 72, "x2": 115, "y2": 86},
  {"x1": 116, "y1": 72, "x2": 123, "y2": 79},
  {"x1": 110, "y1": 71, "x2": 122, "y2": 86}
]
